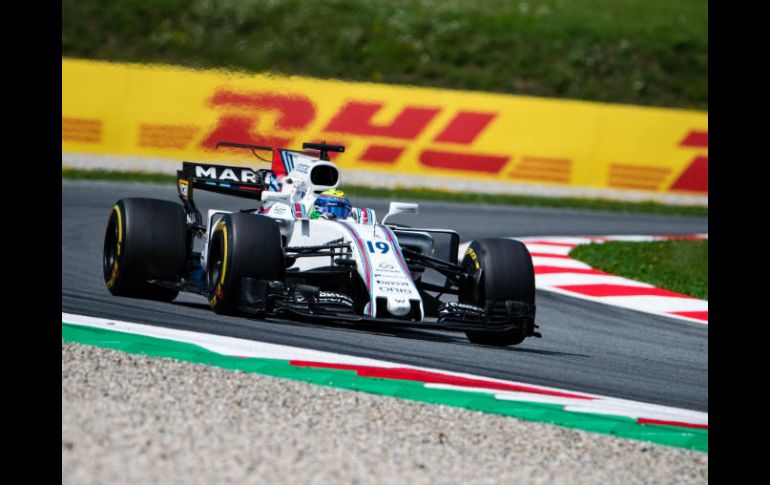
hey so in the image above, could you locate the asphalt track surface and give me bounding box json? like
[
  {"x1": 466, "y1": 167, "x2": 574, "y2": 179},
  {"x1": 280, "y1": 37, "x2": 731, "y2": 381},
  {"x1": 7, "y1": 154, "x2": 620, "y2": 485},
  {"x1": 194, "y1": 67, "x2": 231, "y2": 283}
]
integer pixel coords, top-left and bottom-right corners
[{"x1": 62, "y1": 179, "x2": 708, "y2": 412}]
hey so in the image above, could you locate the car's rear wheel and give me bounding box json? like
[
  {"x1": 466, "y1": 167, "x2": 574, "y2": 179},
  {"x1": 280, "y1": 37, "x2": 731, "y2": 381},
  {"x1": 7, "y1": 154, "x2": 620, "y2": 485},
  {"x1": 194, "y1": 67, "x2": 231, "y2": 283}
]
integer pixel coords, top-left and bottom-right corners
[
  {"x1": 459, "y1": 239, "x2": 536, "y2": 346},
  {"x1": 206, "y1": 213, "x2": 284, "y2": 315},
  {"x1": 102, "y1": 198, "x2": 187, "y2": 301}
]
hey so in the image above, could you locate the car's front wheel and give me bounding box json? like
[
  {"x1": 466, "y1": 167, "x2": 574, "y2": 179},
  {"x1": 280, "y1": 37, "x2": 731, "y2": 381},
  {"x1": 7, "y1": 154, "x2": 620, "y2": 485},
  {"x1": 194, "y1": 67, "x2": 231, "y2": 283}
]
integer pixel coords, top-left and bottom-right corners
[
  {"x1": 459, "y1": 238, "x2": 536, "y2": 346},
  {"x1": 206, "y1": 213, "x2": 285, "y2": 315}
]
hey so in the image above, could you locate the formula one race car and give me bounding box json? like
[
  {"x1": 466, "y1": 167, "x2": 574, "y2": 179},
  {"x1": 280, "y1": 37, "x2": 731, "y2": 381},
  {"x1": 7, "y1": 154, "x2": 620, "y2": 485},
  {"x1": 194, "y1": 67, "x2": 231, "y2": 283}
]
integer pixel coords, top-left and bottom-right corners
[{"x1": 102, "y1": 141, "x2": 539, "y2": 346}]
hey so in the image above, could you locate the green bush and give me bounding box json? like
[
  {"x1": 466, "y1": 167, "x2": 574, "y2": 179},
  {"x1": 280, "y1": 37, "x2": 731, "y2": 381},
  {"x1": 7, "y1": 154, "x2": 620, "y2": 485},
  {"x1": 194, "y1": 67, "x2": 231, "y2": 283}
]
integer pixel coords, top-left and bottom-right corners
[
  {"x1": 570, "y1": 240, "x2": 708, "y2": 299},
  {"x1": 62, "y1": 0, "x2": 707, "y2": 109}
]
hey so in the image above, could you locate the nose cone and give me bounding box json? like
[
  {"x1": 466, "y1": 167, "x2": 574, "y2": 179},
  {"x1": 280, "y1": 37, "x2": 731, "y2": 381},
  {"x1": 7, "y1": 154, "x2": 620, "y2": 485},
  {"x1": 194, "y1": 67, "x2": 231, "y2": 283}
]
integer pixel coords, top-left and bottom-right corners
[{"x1": 386, "y1": 297, "x2": 411, "y2": 317}]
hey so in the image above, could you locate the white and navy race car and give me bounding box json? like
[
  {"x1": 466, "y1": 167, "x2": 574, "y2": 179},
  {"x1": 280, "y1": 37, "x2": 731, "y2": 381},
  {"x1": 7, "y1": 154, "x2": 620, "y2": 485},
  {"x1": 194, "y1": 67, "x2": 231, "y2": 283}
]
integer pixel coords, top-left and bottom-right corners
[{"x1": 102, "y1": 141, "x2": 539, "y2": 346}]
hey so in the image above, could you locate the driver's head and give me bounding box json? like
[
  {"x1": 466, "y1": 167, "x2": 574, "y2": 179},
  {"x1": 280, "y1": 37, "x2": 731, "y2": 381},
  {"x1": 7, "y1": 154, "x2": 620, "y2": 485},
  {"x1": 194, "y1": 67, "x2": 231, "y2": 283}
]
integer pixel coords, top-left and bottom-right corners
[{"x1": 311, "y1": 189, "x2": 352, "y2": 220}]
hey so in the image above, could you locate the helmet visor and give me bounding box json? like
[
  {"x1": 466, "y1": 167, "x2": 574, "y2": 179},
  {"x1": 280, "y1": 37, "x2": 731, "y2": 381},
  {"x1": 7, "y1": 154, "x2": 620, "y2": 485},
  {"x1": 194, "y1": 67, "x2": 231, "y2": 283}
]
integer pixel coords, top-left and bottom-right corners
[{"x1": 325, "y1": 203, "x2": 351, "y2": 219}]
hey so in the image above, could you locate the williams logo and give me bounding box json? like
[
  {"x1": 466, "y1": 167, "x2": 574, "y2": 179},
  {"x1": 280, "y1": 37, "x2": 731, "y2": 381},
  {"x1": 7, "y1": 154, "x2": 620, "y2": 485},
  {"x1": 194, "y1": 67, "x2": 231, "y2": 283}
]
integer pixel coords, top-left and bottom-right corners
[{"x1": 178, "y1": 179, "x2": 189, "y2": 199}]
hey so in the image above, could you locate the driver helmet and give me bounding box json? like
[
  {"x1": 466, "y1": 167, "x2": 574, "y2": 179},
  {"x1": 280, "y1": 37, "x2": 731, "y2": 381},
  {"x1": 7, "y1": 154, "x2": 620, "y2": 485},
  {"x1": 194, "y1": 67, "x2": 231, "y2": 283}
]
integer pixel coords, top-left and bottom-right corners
[{"x1": 311, "y1": 189, "x2": 352, "y2": 220}]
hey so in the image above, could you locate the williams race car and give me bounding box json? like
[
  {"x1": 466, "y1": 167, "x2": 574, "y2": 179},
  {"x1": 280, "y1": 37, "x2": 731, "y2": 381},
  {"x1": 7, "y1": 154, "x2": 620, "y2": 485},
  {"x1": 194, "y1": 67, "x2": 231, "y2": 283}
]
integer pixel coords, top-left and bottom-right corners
[{"x1": 102, "y1": 141, "x2": 539, "y2": 346}]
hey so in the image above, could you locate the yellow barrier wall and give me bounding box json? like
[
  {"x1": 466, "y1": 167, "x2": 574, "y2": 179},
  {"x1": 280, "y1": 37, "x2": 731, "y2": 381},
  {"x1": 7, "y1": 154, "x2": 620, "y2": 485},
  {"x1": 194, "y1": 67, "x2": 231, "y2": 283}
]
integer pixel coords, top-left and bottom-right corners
[{"x1": 62, "y1": 58, "x2": 708, "y2": 194}]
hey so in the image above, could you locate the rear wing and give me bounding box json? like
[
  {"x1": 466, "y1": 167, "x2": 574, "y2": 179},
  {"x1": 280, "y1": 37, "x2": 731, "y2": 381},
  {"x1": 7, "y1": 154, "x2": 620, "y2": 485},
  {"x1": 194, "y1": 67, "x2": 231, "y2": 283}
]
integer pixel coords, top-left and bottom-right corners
[
  {"x1": 176, "y1": 140, "x2": 346, "y2": 230},
  {"x1": 215, "y1": 140, "x2": 344, "y2": 178},
  {"x1": 177, "y1": 162, "x2": 268, "y2": 201},
  {"x1": 177, "y1": 141, "x2": 280, "y2": 206},
  {"x1": 176, "y1": 161, "x2": 269, "y2": 234}
]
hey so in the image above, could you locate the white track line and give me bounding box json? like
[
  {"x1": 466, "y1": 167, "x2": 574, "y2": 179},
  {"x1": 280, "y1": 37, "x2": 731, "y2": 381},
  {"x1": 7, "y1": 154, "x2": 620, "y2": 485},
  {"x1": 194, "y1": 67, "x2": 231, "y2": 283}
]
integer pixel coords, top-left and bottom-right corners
[
  {"x1": 62, "y1": 312, "x2": 707, "y2": 427},
  {"x1": 530, "y1": 257, "x2": 592, "y2": 269},
  {"x1": 535, "y1": 273, "x2": 654, "y2": 287}
]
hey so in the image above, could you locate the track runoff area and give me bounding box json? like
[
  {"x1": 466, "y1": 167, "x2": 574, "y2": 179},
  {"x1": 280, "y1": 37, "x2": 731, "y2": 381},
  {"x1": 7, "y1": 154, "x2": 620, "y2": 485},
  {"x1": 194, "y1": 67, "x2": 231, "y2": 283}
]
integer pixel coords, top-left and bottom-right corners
[{"x1": 62, "y1": 179, "x2": 707, "y2": 451}]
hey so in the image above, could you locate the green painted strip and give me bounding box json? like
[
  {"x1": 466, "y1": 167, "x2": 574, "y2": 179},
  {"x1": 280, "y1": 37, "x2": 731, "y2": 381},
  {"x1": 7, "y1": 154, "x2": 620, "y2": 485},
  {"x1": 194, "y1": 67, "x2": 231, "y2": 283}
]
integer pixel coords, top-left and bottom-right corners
[{"x1": 62, "y1": 323, "x2": 707, "y2": 451}]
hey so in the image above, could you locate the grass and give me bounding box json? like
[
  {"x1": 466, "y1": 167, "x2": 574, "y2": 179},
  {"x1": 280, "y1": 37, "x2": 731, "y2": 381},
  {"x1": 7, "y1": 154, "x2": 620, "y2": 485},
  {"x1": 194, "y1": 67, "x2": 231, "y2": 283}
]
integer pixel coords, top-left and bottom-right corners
[
  {"x1": 62, "y1": 0, "x2": 707, "y2": 110},
  {"x1": 570, "y1": 240, "x2": 708, "y2": 300},
  {"x1": 61, "y1": 168, "x2": 708, "y2": 217}
]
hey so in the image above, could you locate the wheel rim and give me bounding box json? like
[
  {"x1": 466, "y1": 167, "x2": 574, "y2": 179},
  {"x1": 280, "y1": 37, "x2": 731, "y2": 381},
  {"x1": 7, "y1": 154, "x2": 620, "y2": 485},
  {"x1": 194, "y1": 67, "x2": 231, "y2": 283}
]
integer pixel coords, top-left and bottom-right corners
[
  {"x1": 103, "y1": 214, "x2": 119, "y2": 282},
  {"x1": 460, "y1": 251, "x2": 484, "y2": 306},
  {"x1": 207, "y1": 232, "x2": 224, "y2": 293}
]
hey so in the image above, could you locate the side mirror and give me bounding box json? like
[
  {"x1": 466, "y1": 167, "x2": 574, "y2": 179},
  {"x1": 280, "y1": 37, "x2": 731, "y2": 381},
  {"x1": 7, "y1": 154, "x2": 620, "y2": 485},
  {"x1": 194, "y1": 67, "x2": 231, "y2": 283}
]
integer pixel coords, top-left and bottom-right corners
[{"x1": 382, "y1": 202, "x2": 419, "y2": 225}]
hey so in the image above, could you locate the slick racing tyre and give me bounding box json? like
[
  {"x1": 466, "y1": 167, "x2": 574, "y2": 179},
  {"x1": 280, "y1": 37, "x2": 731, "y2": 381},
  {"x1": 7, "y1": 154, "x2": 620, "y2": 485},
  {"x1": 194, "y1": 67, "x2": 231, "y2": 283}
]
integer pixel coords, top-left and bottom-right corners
[
  {"x1": 206, "y1": 213, "x2": 284, "y2": 315},
  {"x1": 103, "y1": 198, "x2": 187, "y2": 301},
  {"x1": 460, "y1": 239, "x2": 536, "y2": 346}
]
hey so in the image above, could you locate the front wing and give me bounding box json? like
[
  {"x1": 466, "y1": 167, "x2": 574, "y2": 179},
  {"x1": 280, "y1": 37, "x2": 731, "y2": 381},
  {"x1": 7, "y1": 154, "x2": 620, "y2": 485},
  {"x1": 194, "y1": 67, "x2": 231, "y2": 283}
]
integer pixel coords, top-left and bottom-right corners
[{"x1": 235, "y1": 277, "x2": 538, "y2": 335}]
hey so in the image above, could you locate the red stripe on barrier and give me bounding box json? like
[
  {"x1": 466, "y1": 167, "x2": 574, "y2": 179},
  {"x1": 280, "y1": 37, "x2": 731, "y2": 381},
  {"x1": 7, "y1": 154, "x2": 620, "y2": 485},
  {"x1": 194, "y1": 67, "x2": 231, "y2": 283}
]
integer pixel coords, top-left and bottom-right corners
[
  {"x1": 360, "y1": 145, "x2": 405, "y2": 163},
  {"x1": 670, "y1": 155, "x2": 708, "y2": 193},
  {"x1": 524, "y1": 241, "x2": 579, "y2": 247},
  {"x1": 324, "y1": 102, "x2": 440, "y2": 139},
  {"x1": 419, "y1": 150, "x2": 509, "y2": 173},
  {"x1": 528, "y1": 252, "x2": 572, "y2": 259},
  {"x1": 434, "y1": 112, "x2": 496, "y2": 144},
  {"x1": 638, "y1": 418, "x2": 708, "y2": 430},
  {"x1": 679, "y1": 131, "x2": 708, "y2": 148},
  {"x1": 290, "y1": 361, "x2": 595, "y2": 400},
  {"x1": 557, "y1": 284, "x2": 694, "y2": 298},
  {"x1": 534, "y1": 266, "x2": 609, "y2": 275},
  {"x1": 669, "y1": 311, "x2": 708, "y2": 321}
]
